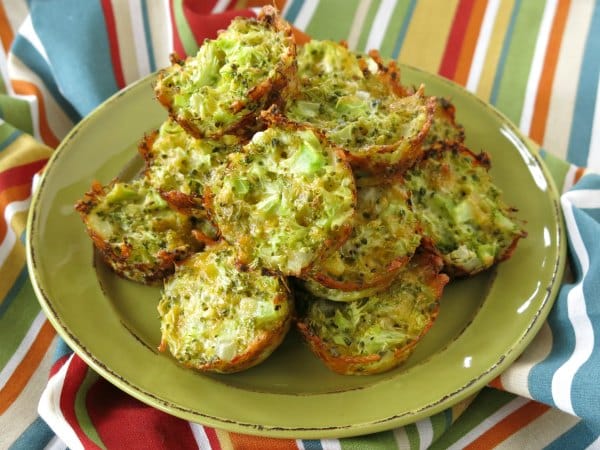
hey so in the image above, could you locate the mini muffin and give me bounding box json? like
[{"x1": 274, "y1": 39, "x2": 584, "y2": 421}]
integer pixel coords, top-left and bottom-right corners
[
  {"x1": 296, "y1": 251, "x2": 449, "y2": 375},
  {"x1": 154, "y1": 6, "x2": 296, "y2": 138},
  {"x1": 157, "y1": 243, "x2": 293, "y2": 373},
  {"x1": 207, "y1": 112, "x2": 356, "y2": 276},
  {"x1": 405, "y1": 142, "x2": 527, "y2": 276},
  {"x1": 75, "y1": 179, "x2": 201, "y2": 284},
  {"x1": 139, "y1": 119, "x2": 241, "y2": 222},
  {"x1": 285, "y1": 40, "x2": 433, "y2": 173},
  {"x1": 304, "y1": 179, "x2": 421, "y2": 298},
  {"x1": 422, "y1": 96, "x2": 465, "y2": 150}
]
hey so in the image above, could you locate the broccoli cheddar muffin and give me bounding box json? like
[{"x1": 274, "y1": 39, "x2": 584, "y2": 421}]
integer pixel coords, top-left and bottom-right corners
[
  {"x1": 405, "y1": 142, "x2": 526, "y2": 276},
  {"x1": 305, "y1": 179, "x2": 421, "y2": 299},
  {"x1": 296, "y1": 251, "x2": 449, "y2": 375},
  {"x1": 154, "y1": 6, "x2": 296, "y2": 138},
  {"x1": 139, "y1": 118, "x2": 241, "y2": 218},
  {"x1": 158, "y1": 243, "x2": 293, "y2": 373},
  {"x1": 286, "y1": 40, "x2": 433, "y2": 173},
  {"x1": 208, "y1": 112, "x2": 356, "y2": 276},
  {"x1": 75, "y1": 179, "x2": 201, "y2": 284}
]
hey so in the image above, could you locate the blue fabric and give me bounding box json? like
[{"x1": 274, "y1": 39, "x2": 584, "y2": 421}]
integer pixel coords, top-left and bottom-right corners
[{"x1": 30, "y1": 0, "x2": 120, "y2": 116}]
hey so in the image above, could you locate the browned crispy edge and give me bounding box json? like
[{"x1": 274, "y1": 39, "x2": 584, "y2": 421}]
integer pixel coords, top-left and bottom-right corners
[
  {"x1": 158, "y1": 278, "x2": 294, "y2": 374},
  {"x1": 415, "y1": 141, "x2": 528, "y2": 277},
  {"x1": 343, "y1": 90, "x2": 436, "y2": 175},
  {"x1": 154, "y1": 5, "x2": 298, "y2": 140},
  {"x1": 74, "y1": 181, "x2": 194, "y2": 285},
  {"x1": 297, "y1": 251, "x2": 449, "y2": 375}
]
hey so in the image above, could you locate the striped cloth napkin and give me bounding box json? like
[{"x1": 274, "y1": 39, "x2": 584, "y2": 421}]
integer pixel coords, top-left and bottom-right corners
[{"x1": 2, "y1": 0, "x2": 600, "y2": 448}]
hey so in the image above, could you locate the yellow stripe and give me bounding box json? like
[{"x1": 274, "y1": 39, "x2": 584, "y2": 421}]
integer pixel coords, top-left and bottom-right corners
[
  {"x1": 0, "y1": 134, "x2": 52, "y2": 174},
  {"x1": 475, "y1": 0, "x2": 515, "y2": 101},
  {"x1": 110, "y1": 0, "x2": 141, "y2": 85},
  {"x1": 451, "y1": 393, "x2": 478, "y2": 421},
  {"x1": 214, "y1": 429, "x2": 235, "y2": 450},
  {"x1": 543, "y1": 0, "x2": 594, "y2": 160},
  {"x1": 397, "y1": 0, "x2": 459, "y2": 73}
]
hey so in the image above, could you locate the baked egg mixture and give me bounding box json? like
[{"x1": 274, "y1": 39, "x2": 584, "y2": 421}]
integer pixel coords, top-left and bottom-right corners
[{"x1": 76, "y1": 6, "x2": 525, "y2": 375}]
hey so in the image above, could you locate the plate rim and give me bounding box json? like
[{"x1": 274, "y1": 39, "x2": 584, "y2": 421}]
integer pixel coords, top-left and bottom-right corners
[{"x1": 26, "y1": 65, "x2": 566, "y2": 439}]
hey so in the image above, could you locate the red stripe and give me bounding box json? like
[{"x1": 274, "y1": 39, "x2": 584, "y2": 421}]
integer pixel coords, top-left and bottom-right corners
[
  {"x1": 204, "y1": 426, "x2": 222, "y2": 449},
  {"x1": 0, "y1": 159, "x2": 47, "y2": 192},
  {"x1": 181, "y1": 0, "x2": 219, "y2": 14},
  {"x1": 169, "y1": 0, "x2": 186, "y2": 57},
  {"x1": 99, "y1": 0, "x2": 126, "y2": 89},
  {"x1": 438, "y1": 0, "x2": 476, "y2": 79},
  {"x1": 49, "y1": 353, "x2": 72, "y2": 378},
  {"x1": 87, "y1": 376, "x2": 198, "y2": 449},
  {"x1": 60, "y1": 356, "x2": 103, "y2": 449},
  {"x1": 488, "y1": 375, "x2": 504, "y2": 390}
]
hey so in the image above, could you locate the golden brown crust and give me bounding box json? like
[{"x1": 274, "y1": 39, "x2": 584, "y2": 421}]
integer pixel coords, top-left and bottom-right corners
[
  {"x1": 154, "y1": 6, "x2": 297, "y2": 139},
  {"x1": 406, "y1": 142, "x2": 527, "y2": 277},
  {"x1": 296, "y1": 251, "x2": 449, "y2": 375},
  {"x1": 342, "y1": 91, "x2": 436, "y2": 174},
  {"x1": 157, "y1": 243, "x2": 293, "y2": 373},
  {"x1": 182, "y1": 313, "x2": 292, "y2": 373},
  {"x1": 75, "y1": 180, "x2": 198, "y2": 285},
  {"x1": 308, "y1": 255, "x2": 410, "y2": 292}
]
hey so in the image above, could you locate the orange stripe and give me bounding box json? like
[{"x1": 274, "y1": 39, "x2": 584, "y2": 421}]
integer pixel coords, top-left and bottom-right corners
[
  {"x1": 292, "y1": 26, "x2": 311, "y2": 45},
  {"x1": 453, "y1": 0, "x2": 488, "y2": 85},
  {"x1": 529, "y1": 0, "x2": 571, "y2": 143},
  {"x1": 229, "y1": 433, "x2": 298, "y2": 449},
  {"x1": 464, "y1": 401, "x2": 551, "y2": 449},
  {"x1": 0, "y1": 183, "x2": 31, "y2": 244},
  {"x1": 574, "y1": 166, "x2": 586, "y2": 184},
  {"x1": 488, "y1": 375, "x2": 504, "y2": 390},
  {"x1": 10, "y1": 80, "x2": 60, "y2": 148},
  {"x1": 0, "y1": 320, "x2": 56, "y2": 414},
  {"x1": 0, "y1": 2, "x2": 13, "y2": 53}
]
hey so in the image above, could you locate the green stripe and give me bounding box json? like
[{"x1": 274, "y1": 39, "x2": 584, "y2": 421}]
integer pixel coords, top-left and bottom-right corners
[
  {"x1": 340, "y1": 430, "x2": 397, "y2": 449},
  {"x1": 355, "y1": 0, "x2": 382, "y2": 53},
  {"x1": 0, "y1": 96, "x2": 34, "y2": 136},
  {"x1": 0, "y1": 73, "x2": 7, "y2": 96},
  {"x1": 0, "y1": 277, "x2": 41, "y2": 368},
  {"x1": 429, "y1": 388, "x2": 517, "y2": 449},
  {"x1": 379, "y1": 0, "x2": 412, "y2": 58},
  {"x1": 404, "y1": 421, "x2": 421, "y2": 449},
  {"x1": 172, "y1": 0, "x2": 199, "y2": 57},
  {"x1": 430, "y1": 408, "x2": 452, "y2": 443},
  {"x1": 74, "y1": 369, "x2": 107, "y2": 450},
  {"x1": 493, "y1": 0, "x2": 545, "y2": 124},
  {"x1": 305, "y1": 0, "x2": 361, "y2": 42},
  {"x1": 0, "y1": 121, "x2": 19, "y2": 145}
]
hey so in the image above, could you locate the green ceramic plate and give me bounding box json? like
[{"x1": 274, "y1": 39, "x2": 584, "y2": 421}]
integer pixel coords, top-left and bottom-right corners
[{"x1": 27, "y1": 65, "x2": 565, "y2": 439}]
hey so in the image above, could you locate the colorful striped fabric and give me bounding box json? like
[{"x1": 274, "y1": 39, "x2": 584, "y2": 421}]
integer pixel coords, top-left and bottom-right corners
[{"x1": 2, "y1": 0, "x2": 600, "y2": 448}]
